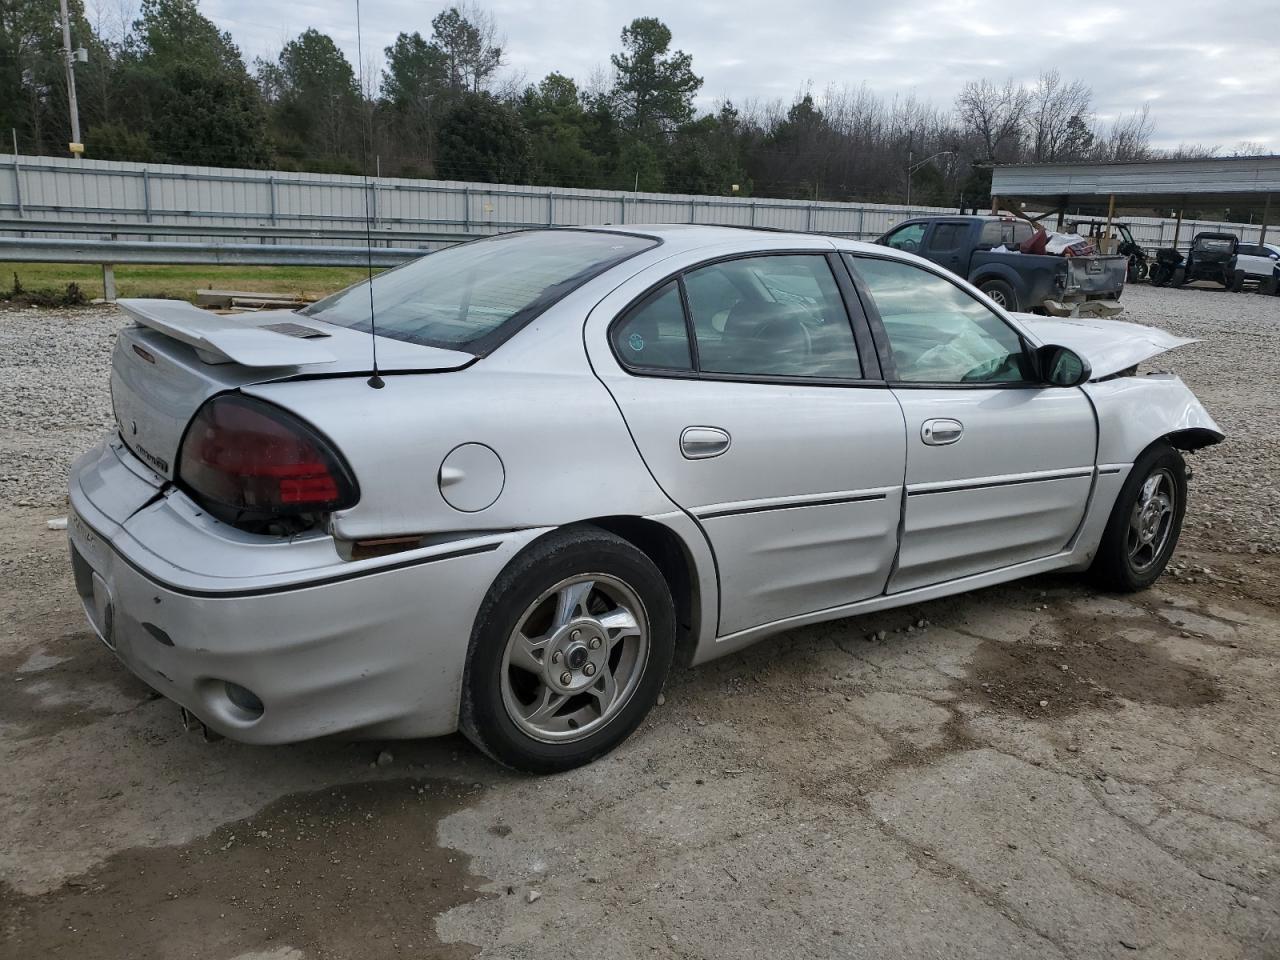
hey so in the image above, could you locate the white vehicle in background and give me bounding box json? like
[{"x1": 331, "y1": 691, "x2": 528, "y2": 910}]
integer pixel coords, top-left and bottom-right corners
[
  {"x1": 66, "y1": 226, "x2": 1223, "y2": 772},
  {"x1": 1235, "y1": 242, "x2": 1280, "y2": 283}
]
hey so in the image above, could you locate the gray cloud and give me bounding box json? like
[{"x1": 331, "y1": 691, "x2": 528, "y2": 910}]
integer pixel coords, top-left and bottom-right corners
[{"x1": 201, "y1": 0, "x2": 1280, "y2": 150}]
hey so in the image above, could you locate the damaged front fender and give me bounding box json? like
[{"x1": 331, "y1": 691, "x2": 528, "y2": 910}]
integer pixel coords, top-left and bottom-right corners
[{"x1": 1085, "y1": 373, "x2": 1224, "y2": 465}]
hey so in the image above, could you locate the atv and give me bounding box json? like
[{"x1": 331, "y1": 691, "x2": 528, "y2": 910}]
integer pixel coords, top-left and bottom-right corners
[{"x1": 1149, "y1": 232, "x2": 1246, "y2": 291}]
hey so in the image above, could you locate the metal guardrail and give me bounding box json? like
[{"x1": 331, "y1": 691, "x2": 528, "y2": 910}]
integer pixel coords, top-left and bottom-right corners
[
  {"x1": 0, "y1": 236, "x2": 431, "y2": 267},
  {"x1": 0, "y1": 218, "x2": 473, "y2": 245},
  {"x1": 0, "y1": 236, "x2": 437, "y2": 301}
]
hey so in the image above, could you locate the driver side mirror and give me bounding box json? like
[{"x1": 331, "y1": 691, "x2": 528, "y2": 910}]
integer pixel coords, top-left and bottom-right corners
[{"x1": 1037, "y1": 344, "x2": 1091, "y2": 387}]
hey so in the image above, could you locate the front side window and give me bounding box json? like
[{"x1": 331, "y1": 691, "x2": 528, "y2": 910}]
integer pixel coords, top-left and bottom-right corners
[
  {"x1": 304, "y1": 230, "x2": 656, "y2": 352},
  {"x1": 609, "y1": 282, "x2": 692, "y2": 371},
  {"x1": 684, "y1": 255, "x2": 860, "y2": 379},
  {"x1": 883, "y1": 222, "x2": 927, "y2": 252},
  {"x1": 849, "y1": 256, "x2": 1030, "y2": 384}
]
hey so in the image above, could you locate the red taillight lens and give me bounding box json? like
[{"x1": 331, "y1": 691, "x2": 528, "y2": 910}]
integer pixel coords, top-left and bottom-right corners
[{"x1": 178, "y1": 395, "x2": 357, "y2": 521}]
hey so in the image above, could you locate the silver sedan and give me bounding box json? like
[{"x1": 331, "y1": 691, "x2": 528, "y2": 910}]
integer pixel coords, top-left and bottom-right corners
[{"x1": 67, "y1": 226, "x2": 1222, "y2": 771}]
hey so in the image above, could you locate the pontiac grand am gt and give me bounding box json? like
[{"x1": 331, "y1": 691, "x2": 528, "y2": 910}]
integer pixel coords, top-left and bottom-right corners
[{"x1": 67, "y1": 226, "x2": 1222, "y2": 772}]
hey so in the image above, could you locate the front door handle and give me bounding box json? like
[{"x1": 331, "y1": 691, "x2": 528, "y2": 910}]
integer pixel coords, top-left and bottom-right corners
[
  {"x1": 681, "y1": 426, "x2": 731, "y2": 459},
  {"x1": 921, "y1": 418, "x2": 963, "y2": 446}
]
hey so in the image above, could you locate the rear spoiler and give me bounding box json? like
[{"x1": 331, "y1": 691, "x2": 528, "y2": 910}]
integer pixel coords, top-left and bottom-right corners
[{"x1": 116, "y1": 298, "x2": 337, "y2": 367}]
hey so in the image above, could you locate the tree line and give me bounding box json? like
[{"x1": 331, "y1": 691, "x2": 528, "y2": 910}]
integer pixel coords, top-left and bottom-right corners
[{"x1": 1, "y1": 0, "x2": 1263, "y2": 206}]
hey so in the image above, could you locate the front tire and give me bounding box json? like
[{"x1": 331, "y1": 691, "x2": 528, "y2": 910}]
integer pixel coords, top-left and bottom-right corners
[
  {"x1": 1089, "y1": 443, "x2": 1187, "y2": 592},
  {"x1": 459, "y1": 526, "x2": 675, "y2": 773}
]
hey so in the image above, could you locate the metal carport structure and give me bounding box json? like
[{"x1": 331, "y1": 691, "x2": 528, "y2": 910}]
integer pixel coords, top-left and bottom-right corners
[{"x1": 991, "y1": 155, "x2": 1279, "y2": 249}]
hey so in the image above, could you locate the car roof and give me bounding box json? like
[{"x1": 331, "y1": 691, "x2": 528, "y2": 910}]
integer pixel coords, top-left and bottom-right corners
[{"x1": 585, "y1": 223, "x2": 890, "y2": 258}]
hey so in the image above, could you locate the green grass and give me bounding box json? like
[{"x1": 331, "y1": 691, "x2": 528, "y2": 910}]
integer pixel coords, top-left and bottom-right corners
[{"x1": 2, "y1": 263, "x2": 373, "y2": 303}]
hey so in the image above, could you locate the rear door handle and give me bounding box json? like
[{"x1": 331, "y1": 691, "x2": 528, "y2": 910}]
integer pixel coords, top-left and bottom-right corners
[
  {"x1": 681, "y1": 426, "x2": 731, "y2": 459},
  {"x1": 921, "y1": 418, "x2": 963, "y2": 446}
]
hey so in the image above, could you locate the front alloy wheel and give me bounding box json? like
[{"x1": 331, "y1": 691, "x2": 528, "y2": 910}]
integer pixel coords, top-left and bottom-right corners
[
  {"x1": 1125, "y1": 469, "x2": 1177, "y2": 574},
  {"x1": 1090, "y1": 442, "x2": 1188, "y2": 592}
]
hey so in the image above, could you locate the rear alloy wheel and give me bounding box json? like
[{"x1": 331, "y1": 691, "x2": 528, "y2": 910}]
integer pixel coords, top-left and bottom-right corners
[
  {"x1": 979, "y1": 279, "x2": 1018, "y2": 311},
  {"x1": 460, "y1": 526, "x2": 675, "y2": 773},
  {"x1": 501, "y1": 574, "x2": 649, "y2": 743},
  {"x1": 1090, "y1": 442, "x2": 1187, "y2": 592}
]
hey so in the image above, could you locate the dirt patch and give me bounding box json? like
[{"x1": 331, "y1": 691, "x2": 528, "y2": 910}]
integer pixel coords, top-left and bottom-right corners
[
  {"x1": 0, "y1": 779, "x2": 489, "y2": 960},
  {"x1": 966, "y1": 630, "x2": 1220, "y2": 718},
  {"x1": 0, "y1": 635, "x2": 157, "y2": 741}
]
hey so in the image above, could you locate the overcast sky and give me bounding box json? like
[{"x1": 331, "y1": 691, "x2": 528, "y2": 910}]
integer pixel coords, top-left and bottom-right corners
[{"x1": 188, "y1": 0, "x2": 1278, "y2": 150}]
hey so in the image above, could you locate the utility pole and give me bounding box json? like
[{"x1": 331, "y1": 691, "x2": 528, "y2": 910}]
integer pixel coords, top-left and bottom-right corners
[
  {"x1": 906, "y1": 150, "x2": 955, "y2": 209},
  {"x1": 58, "y1": 0, "x2": 84, "y2": 159}
]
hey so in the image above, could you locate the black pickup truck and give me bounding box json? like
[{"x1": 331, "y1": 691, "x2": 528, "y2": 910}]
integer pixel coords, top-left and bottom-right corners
[{"x1": 876, "y1": 215, "x2": 1127, "y2": 312}]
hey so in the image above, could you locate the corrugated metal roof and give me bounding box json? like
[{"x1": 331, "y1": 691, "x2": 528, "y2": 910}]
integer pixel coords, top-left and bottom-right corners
[{"x1": 992, "y1": 156, "x2": 1280, "y2": 213}]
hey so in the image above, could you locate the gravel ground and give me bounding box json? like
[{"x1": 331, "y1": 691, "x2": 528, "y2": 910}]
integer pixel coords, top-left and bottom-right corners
[
  {"x1": 0, "y1": 304, "x2": 116, "y2": 509},
  {"x1": 1, "y1": 284, "x2": 1279, "y2": 960}
]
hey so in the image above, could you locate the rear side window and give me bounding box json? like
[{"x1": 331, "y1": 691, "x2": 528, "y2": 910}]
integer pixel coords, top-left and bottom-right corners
[
  {"x1": 610, "y1": 282, "x2": 692, "y2": 371},
  {"x1": 926, "y1": 223, "x2": 967, "y2": 252},
  {"x1": 303, "y1": 230, "x2": 657, "y2": 353},
  {"x1": 684, "y1": 255, "x2": 861, "y2": 379},
  {"x1": 612, "y1": 254, "x2": 862, "y2": 380}
]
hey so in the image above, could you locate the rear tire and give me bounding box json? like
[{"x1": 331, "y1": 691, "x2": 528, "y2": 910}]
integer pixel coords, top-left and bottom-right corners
[
  {"x1": 979, "y1": 278, "x2": 1019, "y2": 311},
  {"x1": 459, "y1": 525, "x2": 675, "y2": 773},
  {"x1": 1089, "y1": 443, "x2": 1187, "y2": 592}
]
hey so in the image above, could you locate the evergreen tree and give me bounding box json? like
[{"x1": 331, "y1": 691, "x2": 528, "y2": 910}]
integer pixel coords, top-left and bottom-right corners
[
  {"x1": 609, "y1": 17, "x2": 702, "y2": 136},
  {"x1": 435, "y1": 93, "x2": 531, "y2": 183}
]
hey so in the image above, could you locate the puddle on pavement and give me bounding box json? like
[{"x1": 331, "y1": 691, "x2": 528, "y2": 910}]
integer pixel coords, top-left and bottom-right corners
[
  {"x1": 966, "y1": 628, "x2": 1220, "y2": 718},
  {"x1": 0, "y1": 636, "x2": 156, "y2": 740},
  {"x1": 0, "y1": 779, "x2": 488, "y2": 960}
]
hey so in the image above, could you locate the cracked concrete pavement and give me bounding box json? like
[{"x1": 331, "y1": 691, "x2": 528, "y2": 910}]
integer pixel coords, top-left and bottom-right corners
[{"x1": 2, "y1": 284, "x2": 1279, "y2": 959}]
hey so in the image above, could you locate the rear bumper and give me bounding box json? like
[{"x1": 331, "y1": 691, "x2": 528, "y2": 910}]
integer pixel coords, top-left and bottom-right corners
[{"x1": 68, "y1": 436, "x2": 542, "y2": 743}]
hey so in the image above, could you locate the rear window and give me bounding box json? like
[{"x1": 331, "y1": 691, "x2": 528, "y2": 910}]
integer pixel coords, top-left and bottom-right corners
[{"x1": 303, "y1": 230, "x2": 657, "y2": 353}]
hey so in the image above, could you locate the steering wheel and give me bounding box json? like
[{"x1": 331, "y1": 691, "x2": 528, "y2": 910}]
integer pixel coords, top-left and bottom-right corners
[{"x1": 900, "y1": 239, "x2": 919, "y2": 253}]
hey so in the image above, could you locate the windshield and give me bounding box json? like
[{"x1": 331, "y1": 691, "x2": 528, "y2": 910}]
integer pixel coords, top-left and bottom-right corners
[
  {"x1": 302, "y1": 230, "x2": 657, "y2": 353},
  {"x1": 1195, "y1": 238, "x2": 1234, "y2": 253}
]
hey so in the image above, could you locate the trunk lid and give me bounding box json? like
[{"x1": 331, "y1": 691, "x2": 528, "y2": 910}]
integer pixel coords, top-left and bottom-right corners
[
  {"x1": 110, "y1": 298, "x2": 473, "y2": 480},
  {"x1": 1014, "y1": 314, "x2": 1196, "y2": 380}
]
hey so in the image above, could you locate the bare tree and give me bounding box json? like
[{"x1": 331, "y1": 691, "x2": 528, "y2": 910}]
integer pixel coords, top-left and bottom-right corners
[
  {"x1": 1230, "y1": 140, "x2": 1272, "y2": 157},
  {"x1": 955, "y1": 78, "x2": 1029, "y2": 161},
  {"x1": 1097, "y1": 103, "x2": 1155, "y2": 161},
  {"x1": 1161, "y1": 142, "x2": 1220, "y2": 159},
  {"x1": 1027, "y1": 69, "x2": 1093, "y2": 161}
]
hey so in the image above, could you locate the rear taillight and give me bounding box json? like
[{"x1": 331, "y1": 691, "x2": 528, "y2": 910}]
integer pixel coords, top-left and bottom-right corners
[{"x1": 178, "y1": 394, "x2": 357, "y2": 525}]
